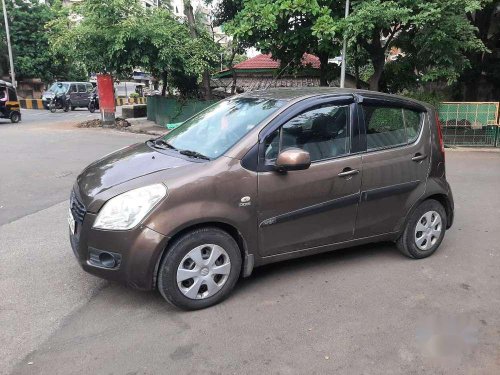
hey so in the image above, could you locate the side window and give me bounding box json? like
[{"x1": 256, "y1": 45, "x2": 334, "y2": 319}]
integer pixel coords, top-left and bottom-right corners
[
  {"x1": 8, "y1": 88, "x2": 17, "y2": 101},
  {"x1": 363, "y1": 106, "x2": 406, "y2": 150},
  {"x1": 404, "y1": 109, "x2": 422, "y2": 143},
  {"x1": 265, "y1": 105, "x2": 350, "y2": 162},
  {"x1": 70, "y1": 85, "x2": 77, "y2": 93},
  {"x1": 77, "y1": 84, "x2": 86, "y2": 93},
  {"x1": 87, "y1": 84, "x2": 94, "y2": 93}
]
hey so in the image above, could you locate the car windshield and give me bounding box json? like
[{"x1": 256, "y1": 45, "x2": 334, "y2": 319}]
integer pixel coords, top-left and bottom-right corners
[
  {"x1": 160, "y1": 97, "x2": 285, "y2": 159},
  {"x1": 48, "y1": 83, "x2": 69, "y2": 95}
]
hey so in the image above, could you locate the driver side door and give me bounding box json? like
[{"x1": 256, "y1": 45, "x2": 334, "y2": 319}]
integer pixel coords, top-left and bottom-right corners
[{"x1": 257, "y1": 100, "x2": 362, "y2": 257}]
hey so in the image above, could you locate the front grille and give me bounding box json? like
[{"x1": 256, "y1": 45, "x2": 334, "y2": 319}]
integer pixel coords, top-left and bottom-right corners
[{"x1": 70, "y1": 190, "x2": 86, "y2": 224}]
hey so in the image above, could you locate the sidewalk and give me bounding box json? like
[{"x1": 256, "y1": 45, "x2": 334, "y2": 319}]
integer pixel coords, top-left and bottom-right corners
[{"x1": 125, "y1": 117, "x2": 168, "y2": 136}]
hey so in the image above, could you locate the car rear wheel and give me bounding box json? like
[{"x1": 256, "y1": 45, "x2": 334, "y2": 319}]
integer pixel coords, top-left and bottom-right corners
[
  {"x1": 396, "y1": 199, "x2": 447, "y2": 259},
  {"x1": 158, "y1": 227, "x2": 242, "y2": 310}
]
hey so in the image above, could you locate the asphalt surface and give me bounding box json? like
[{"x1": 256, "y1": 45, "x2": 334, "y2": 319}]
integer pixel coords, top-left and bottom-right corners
[{"x1": 1, "y1": 112, "x2": 499, "y2": 374}]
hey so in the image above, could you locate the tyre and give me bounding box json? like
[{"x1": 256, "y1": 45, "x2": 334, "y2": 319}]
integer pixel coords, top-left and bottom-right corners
[
  {"x1": 89, "y1": 103, "x2": 95, "y2": 113},
  {"x1": 71, "y1": 106, "x2": 76, "y2": 111},
  {"x1": 158, "y1": 227, "x2": 242, "y2": 310},
  {"x1": 64, "y1": 101, "x2": 71, "y2": 112},
  {"x1": 396, "y1": 199, "x2": 447, "y2": 259},
  {"x1": 49, "y1": 102, "x2": 56, "y2": 113},
  {"x1": 10, "y1": 112, "x2": 20, "y2": 123}
]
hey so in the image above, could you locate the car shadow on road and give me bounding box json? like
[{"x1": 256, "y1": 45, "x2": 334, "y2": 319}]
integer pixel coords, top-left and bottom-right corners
[
  {"x1": 95, "y1": 241, "x2": 401, "y2": 313},
  {"x1": 233, "y1": 241, "x2": 401, "y2": 296}
]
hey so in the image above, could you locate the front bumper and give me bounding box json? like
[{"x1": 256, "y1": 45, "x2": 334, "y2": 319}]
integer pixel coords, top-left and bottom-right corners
[{"x1": 70, "y1": 208, "x2": 169, "y2": 291}]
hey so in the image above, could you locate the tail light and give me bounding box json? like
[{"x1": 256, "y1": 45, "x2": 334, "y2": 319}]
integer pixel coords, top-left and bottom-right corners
[{"x1": 435, "y1": 113, "x2": 445, "y2": 158}]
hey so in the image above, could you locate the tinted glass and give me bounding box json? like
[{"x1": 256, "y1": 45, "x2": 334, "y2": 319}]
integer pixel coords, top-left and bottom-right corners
[
  {"x1": 77, "y1": 84, "x2": 86, "y2": 93},
  {"x1": 70, "y1": 85, "x2": 77, "y2": 93},
  {"x1": 8, "y1": 88, "x2": 17, "y2": 101},
  {"x1": 161, "y1": 97, "x2": 285, "y2": 159},
  {"x1": 404, "y1": 109, "x2": 422, "y2": 143},
  {"x1": 265, "y1": 105, "x2": 349, "y2": 162},
  {"x1": 364, "y1": 106, "x2": 406, "y2": 150}
]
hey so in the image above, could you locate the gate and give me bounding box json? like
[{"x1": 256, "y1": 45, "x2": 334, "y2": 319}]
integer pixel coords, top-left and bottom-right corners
[{"x1": 438, "y1": 102, "x2": 499, "y2": 147}]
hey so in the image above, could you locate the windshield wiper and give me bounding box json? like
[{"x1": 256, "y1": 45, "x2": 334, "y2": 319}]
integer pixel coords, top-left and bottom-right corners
[
  {"x1": 148, "y1": 139, "x2": 177, "y2": 150},
  {"x1": 179, "y1": 149, "x2": 210, "y2": 160}
]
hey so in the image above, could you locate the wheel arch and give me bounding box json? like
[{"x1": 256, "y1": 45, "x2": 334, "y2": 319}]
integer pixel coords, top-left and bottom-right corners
[
  {"x1": 398, "y1": 192, "x2": 453, "y2": 239},
  {"x1": 152, "y1": 221, "x2": 251, "y2": 289}
]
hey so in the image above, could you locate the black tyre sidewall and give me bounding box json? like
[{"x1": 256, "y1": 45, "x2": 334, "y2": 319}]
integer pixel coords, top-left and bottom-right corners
[
  {"x1": 10, "y1": 113, "x2": 20, "y2": 123},
  {"x1": 158, "y1": 228, "x2": 242, "y2": 310},
  {"x1": 401, "y1": 199, "x2": 447, "y2": 259}
]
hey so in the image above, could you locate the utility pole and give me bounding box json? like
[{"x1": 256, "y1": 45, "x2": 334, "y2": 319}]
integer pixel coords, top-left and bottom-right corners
[
  {"x1": 2, "y1": 0, "x2": 15, "y2": 87},
  {"x1": 339, "y1": 0, "x2": 350, "y2": 89}
]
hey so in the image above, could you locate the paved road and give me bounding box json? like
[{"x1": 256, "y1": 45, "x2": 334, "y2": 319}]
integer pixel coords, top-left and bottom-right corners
[{"x1": 1, "y1": 114, "x2": 499, "y2": 374}]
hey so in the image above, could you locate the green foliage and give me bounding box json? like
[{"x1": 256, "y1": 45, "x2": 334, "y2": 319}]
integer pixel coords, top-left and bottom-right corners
[
  {"x1": 222, "y1": 0, "x2": 489, "y2": 92},
  {"x1": 0, "y1": 0, "x2": 86, "y2": 82},
  {"x1": 224, "y1": 0, "x2": 343, "y2": 82},
  {"x1": 48, "y1": 0, "x2": 221, "y2": 97},
  {"x1": 401, "y1": 90, "x2": 448, "y2": 108}
]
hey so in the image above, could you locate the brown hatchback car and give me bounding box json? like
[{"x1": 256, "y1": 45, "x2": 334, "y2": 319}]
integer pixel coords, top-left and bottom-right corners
[{"x1": 69, "y1": 88, "x2": 454, "y2": 310}]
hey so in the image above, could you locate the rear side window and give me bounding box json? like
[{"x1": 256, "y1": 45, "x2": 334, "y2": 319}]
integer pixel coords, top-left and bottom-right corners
[
  {"x1": 364, "y1": 107, "x2": 406, "y2": 150},
  {"x1": 8, "y1": 88, "x2": 17, "y2": 101},
  {"x1": 363, "y1": 106, "x2": 423, "y2": 150},
  {"x1": 77, "y1": 84, "x2": 86, "y2": 93},
  {"x1": 403, "y1": 109, "x2": 422, "y2": 143}
]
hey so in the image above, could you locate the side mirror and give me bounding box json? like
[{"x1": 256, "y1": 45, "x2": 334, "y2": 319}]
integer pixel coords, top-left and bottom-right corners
[{"x1": 275, "y1": 148, "x2": 311, "y2": 173}]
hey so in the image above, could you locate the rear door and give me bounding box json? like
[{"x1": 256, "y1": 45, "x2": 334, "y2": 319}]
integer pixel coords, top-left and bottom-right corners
[
  {"x1": 69, "y1": 84, "x2": 78, "y2": 105},
  {"x1": 77, "y1": 84, "x2": 88, "y2": 106},
  {"x1": 354, "y1": 98, "x2": 430, "y2": 238},
  {"x1": 257, "y1": 97, "x2": 363, "y2": 257}
]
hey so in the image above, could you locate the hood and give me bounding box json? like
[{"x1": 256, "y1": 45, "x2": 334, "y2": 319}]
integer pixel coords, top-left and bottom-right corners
[{"x1": 76, "y1": 142, "x2": 193, "y2": 205}]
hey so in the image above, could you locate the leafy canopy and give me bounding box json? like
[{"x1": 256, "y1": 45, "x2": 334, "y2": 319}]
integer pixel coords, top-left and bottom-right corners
[{"x1": 0, "y1": 0, "x2": 86, "y2": 82}]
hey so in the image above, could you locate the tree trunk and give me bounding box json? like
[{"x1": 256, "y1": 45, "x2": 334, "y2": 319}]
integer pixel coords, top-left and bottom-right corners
[
  {"x1": 354, "y1": 44, "x2": 361, "y2": 89},
  {"x1": 161, "y1": 71, "x2": 168, "y2": 96},
  {"x1": 368, "y1": 57, "x2": 384, "y2": 91},
  {"x1": 228, "y1": 47, "x2": 238, "y2": 94},
  {"x1": 184, "y1": 1, "x2": 212, "y2": 100},
  {"x1": 319, "y1": 53, "x2": 329, "y2": 86},
  {"x1": 462, "y1": 4, "x2": 496, "y2": 101}
]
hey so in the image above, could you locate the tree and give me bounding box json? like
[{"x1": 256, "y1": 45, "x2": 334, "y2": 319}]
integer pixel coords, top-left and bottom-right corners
[
  {"x1": 138, "y1": 7, "x2": 220, "y2": 97},
  {"x1": 314, "y1": 0, "x2": 487, "y2": 91},
  {"x1": 223, "y1": 0, "x2": 344, "y2": 86},
  {"x1": 459, "y1": 0, "x2": 500, "y2": 100},
  {"x1": 48, "y1": 0, "x2": 146, "y2": 78},
  {"x1": 0, "y1": 0, "x2": 86, "y2": 83},
  {"x1": 49, "y1": 0, "x2": 220, "y2": 98}
]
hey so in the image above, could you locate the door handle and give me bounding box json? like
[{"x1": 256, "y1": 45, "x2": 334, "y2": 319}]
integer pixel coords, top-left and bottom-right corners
[
  {"x1": 412, "y1": 153, "x2": 427, "y2": 162},
  {"x1": 338, "y1": 168, "x2": 360, "y2": 177}
]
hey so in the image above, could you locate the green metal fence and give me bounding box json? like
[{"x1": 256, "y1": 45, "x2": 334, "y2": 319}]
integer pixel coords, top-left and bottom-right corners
[{"x1": 438, "y1": 102, "x2": 499, "y2": 147}]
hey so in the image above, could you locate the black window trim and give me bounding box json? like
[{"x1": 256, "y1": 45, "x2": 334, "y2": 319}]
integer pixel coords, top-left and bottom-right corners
[{"x1": 256, "y1": 95, "x2": 358, "y2": 172}]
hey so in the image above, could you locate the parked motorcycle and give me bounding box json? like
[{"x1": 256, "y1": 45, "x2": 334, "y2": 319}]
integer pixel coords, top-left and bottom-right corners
[
  {"x1": 88, "y1": 90, "x2": 99, "y2": 113},
  {"x1": 49, "y1": 93, "x2": 70, "y2": 113}
]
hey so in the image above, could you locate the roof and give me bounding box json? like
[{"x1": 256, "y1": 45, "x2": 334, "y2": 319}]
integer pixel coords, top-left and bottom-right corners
[
  {"x1": 232, "y1": 53, "x2": 321, "y2": 70},
  {"x1": 0, "y1": 80, "x2": 14, "y2": 87},
  {"x1": 237, "y1": 87, "x2": 430, "y2": 109}
]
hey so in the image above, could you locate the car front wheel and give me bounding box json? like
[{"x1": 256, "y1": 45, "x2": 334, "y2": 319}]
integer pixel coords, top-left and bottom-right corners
[
  {"x1": 158, "y1": 227, "x2": 242, "y2": 310},
  {"x1": 397, "y1": 199, "x2": 447, "y2": 259}
]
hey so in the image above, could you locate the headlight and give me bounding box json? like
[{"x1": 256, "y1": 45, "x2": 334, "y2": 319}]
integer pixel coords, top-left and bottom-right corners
[{"x1": 93, "y1": 184, "x2": 167, "y2": 230}]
